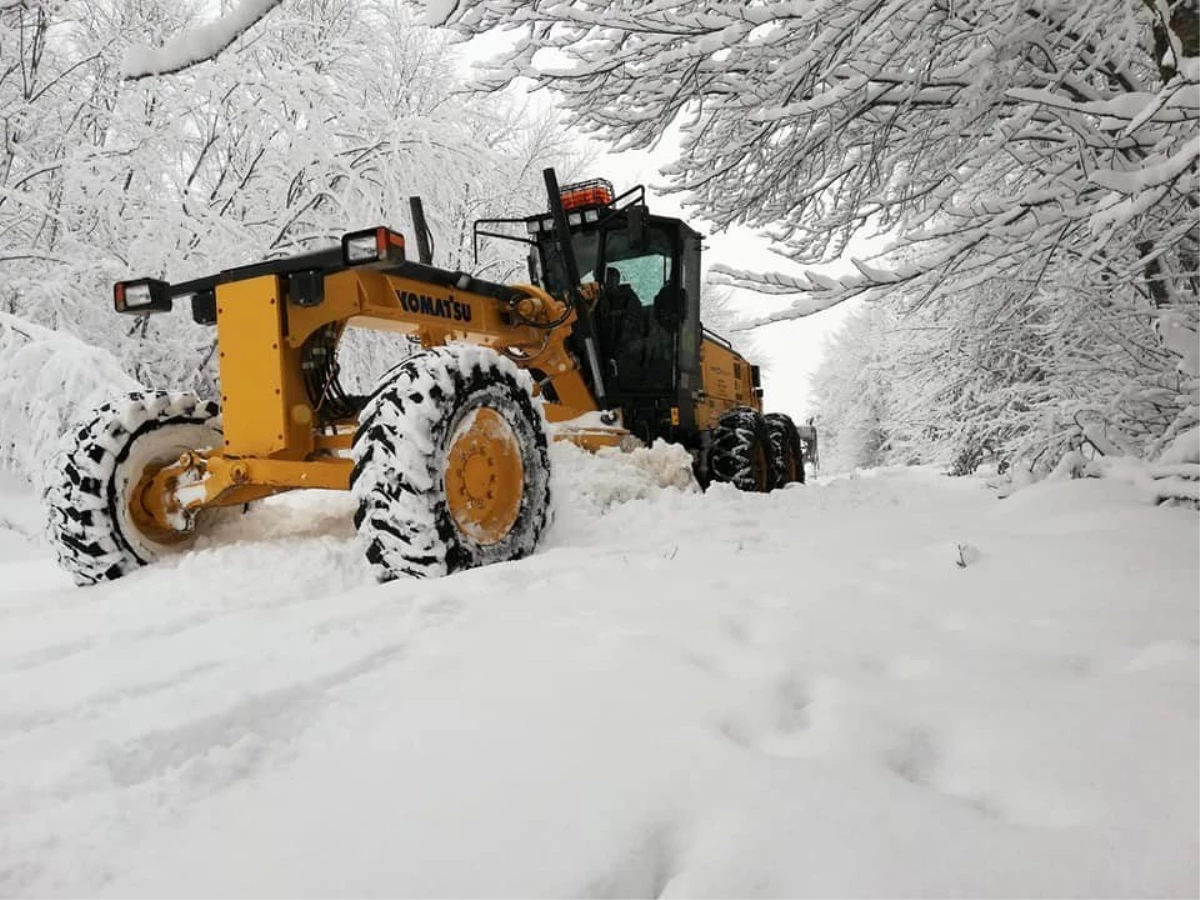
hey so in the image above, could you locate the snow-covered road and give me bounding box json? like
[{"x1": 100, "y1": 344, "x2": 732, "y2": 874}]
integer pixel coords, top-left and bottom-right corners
[{"x1": 1, "y1": 454, "x2": 1196, "y2": 897}]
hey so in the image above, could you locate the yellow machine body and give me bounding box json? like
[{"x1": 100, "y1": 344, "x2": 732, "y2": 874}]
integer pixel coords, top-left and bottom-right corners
[
  {"x1": 695, "y1": 335, "x2": 762, "y2": 430},
  {"x1": 135, "y1": 264, "x2": 607, "y2": 524}
]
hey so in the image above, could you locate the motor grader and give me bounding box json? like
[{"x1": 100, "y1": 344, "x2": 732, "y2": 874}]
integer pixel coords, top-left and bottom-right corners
[{"x1": 46, "y1": 170, "x2": 807, "y2": 585}]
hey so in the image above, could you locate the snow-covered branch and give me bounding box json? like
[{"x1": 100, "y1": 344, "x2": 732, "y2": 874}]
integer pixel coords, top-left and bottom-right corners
[{"x1": 120, "y1": 0, "x2": 284, "y2": 79}]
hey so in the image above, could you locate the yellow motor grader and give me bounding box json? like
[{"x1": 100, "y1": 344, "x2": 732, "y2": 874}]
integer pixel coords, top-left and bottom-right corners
[{"x1": 46, "y1": 170, "x2": 807, "y2": 585}]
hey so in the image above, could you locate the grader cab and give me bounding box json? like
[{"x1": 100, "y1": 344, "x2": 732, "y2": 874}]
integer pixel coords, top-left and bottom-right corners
[{"x1": 46, "y1": 170, "x2": 808, "y2": 586}]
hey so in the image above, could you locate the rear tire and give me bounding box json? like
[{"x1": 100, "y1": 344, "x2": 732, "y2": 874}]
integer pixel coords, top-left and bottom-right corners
[
  {"x1": 764, "y1": 412, "x2": 805, "y2": 487},
  {"x1": 44, "y1": 392, "x2": 223, "y2": 586},
  {"x1": 709, "y1": 407, "x2": 774, "y2": 492},
  {"x1": 350, "y1": 344, "x2": 552, "y2": 582}
]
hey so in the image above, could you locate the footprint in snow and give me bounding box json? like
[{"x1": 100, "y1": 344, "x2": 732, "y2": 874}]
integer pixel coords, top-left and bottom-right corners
[
  {"x1": 716, "y1": 671, "x2": 822, "y2": 759},
  {"x1": 580, "y1": 822, "x2": 679, "y2": 900},
  {"x1": 884, "y1": 726, "x2": 941, "y2": 786},
  {"x1": 884, "y1": 726, "x2": 1098, "y2": 828}
]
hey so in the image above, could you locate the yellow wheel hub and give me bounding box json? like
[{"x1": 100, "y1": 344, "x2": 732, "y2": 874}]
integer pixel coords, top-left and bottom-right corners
[
  {"x1": 129, "y1": 460, "x2": 190, "y2": 545},
  {"x1": 446, "y1": 407, "x2": 524, "y2": 545}
]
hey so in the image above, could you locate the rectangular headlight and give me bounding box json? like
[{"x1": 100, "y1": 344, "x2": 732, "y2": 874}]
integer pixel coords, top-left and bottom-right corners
[
  {"x1": 583, "y1": 209, "x2": 600, "y2": 223},
  {"x1": 567, "y1": 212, "x2": 582, "y2": 226},
  {"x1": 341, "y1": 227, "x2": 406, "y2": 267},
  {"x1": 123, "y1": 283, "x2": 153, "y2": 308},
  {"x1": 541, "y1": 217, "x2": 554, "y2": 231},
  {"x1": 344, "y1": 234, "x2": 379, "y2": 264},
  {"x1": 525, "y1": 219, "x2": 540, "y2": 234}
]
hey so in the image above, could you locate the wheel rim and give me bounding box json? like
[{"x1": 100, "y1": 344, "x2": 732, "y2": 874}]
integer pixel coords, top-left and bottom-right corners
[
  {"x1": 445, "y1": 407, "x2": 524, "y2": 545},
  {"x1": 127, "y1": 459, "x2": 190, "y2": 546},
  {"x1": 116, "y1": 424, "x2": 221, "y2": 560}
]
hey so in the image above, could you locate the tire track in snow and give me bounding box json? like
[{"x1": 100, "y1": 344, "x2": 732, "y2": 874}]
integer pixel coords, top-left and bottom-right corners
[
  {"x1": 0, "y1": 661, "x2": 219, "y2": 738},
  {"x1": 97, "y1": 641, "x2": 409, "y2": 793},
  {"x1": 0, "y1": 491, "x2": 475, "y2": 896}
]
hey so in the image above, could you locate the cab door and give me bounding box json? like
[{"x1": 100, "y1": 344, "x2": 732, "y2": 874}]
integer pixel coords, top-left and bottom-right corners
[{"x1": 597, "y1": 222, "x2": 679, "y2": 397}]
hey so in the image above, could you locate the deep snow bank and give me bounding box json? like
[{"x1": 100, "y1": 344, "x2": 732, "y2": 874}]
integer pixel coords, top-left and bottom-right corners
[{"x1": 0, "y1": 313, "x2": 139, "y2": 485}]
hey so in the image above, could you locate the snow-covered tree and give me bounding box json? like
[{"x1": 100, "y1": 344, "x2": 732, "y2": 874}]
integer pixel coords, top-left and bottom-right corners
[
  {"x1": 810, "y1": 303, "x2": 900, "y2": 472},
  {"x1": 429, "y1": 0, "x2": 1197, "y2": 467},
  {"x1": 427, "y1": 1, "x2": 1195, "y2": 306},
  {"x1": 812, "y1": 264, "x2": 1194, "y2": 476},
  {"x1": 1, "y1": 0, "x2": 587, "y2": 396}
]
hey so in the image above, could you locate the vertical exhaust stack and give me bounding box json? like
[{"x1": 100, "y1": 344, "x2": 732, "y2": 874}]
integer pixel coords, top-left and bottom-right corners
[
  {"x1": 543, "y1": 167, "x2": 607, "y2": 405},
  {"x1": 409, "y1": 196, "x2": 434, "y2": 265}
]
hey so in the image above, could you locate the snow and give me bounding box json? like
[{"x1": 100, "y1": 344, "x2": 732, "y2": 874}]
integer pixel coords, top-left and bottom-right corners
[
  {"x1": 1159, "y1": 311, "x2": 1200, "y2": 378},
  {"x1": 0, "y1": 471, "x2": 40, "y2": 564},
  {"x1": 1, "y1": 452, "x2": 1196, "y2": 897},
  {"x1": 120, "y1": 0, "x2": 282, "y2": 79},
  {"x1": 420, "y1": 0, "x2": 462, "y2": 27},
  {"x1": 0, "y1": 313, "x2": 140, "y2": 485},
  {"x1": 1160, "y1": 426, "x2": 1200, "y2": 466}
]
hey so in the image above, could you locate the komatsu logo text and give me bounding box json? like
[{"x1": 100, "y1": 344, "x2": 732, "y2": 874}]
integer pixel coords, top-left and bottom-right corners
[{"x1": 397, "y1": 290, "x2": 472, "y2": 322}]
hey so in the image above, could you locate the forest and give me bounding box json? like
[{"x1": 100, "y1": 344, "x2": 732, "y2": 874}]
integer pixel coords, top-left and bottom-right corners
[{"x1": 2, "y1": 0, "x2": 1197, "y2": 485}]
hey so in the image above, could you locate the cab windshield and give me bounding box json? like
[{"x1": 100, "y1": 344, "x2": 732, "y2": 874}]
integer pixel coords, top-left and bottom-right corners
[{"x1": 538, "y1": 224, "x2": 673, "y2": 307}]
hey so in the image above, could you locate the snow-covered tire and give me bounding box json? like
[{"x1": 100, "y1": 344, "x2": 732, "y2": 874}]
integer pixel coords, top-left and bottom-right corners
[
  {"x1": 764, "y1": 412, "x2": 805, "y2": 487},
  {"x1": 44, "y1": 392, "x2": 223, "y2": 586},
  {"x1": 350, "y1": 344, "x2": 552, "y2": 582},
  {"x1": 709, "y1": 406, "x2": 774, "y2": 492}
]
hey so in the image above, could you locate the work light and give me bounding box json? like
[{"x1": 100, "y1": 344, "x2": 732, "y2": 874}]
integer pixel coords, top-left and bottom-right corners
[
  {"x1": 341, "y1": 227, "x2": 406, "y2": 267},
  {"x1": 113, "y1": 279, "x2": 172, "y2": 314}
]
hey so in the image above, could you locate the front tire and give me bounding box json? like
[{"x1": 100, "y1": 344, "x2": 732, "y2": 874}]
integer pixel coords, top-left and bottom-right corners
[
  {"x1": 44, "y1": 392, "x2": 224, "y2": 586},
  {"x1": 709, "y1": 407, "x2": 774, "y2": 492},
  {"x1": 350, "y1": 344, "x2": 552, "y2": 582}
]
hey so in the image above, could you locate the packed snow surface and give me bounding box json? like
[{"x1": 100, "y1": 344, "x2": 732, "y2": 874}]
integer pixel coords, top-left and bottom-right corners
[{"x1": 0, "y1": 448, "x2": 1196, "y2": 897}]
